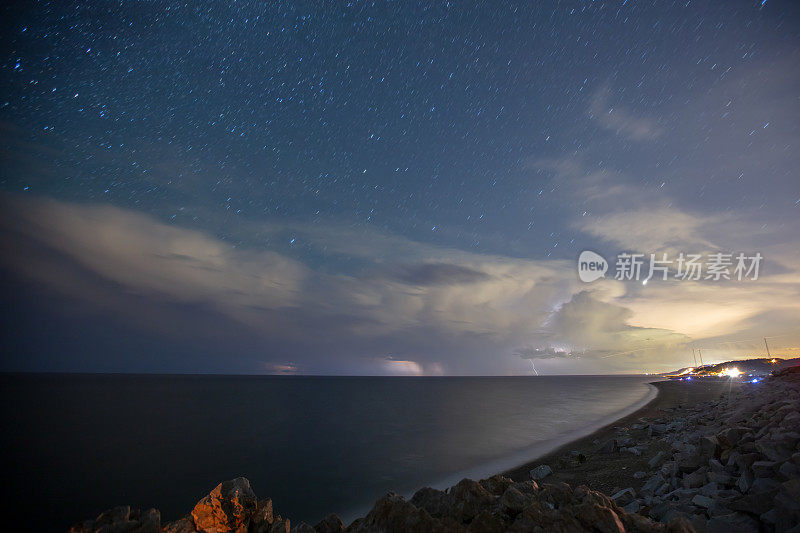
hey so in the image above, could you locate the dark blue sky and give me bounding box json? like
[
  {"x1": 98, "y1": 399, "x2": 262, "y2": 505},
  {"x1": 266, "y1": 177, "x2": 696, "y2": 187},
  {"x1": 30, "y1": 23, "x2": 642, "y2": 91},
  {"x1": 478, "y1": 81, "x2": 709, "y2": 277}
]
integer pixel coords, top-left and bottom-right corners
[{"x1": 1, "y1": 1, "x2": 799, "y2": 374}]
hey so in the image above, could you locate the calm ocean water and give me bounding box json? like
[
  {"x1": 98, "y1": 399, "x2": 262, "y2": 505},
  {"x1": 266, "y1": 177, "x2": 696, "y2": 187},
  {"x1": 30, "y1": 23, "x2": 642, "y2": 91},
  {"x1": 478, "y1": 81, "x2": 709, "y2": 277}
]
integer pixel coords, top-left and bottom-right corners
[{"x1": 0, "y1": 374, "x2": 656, "y2": 530}]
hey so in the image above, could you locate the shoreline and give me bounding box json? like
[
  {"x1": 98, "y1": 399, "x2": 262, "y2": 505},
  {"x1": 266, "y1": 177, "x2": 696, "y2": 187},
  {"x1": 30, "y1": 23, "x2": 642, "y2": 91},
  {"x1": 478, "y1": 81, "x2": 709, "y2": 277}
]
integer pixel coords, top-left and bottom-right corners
[
  {"x1": 335, "y1": 379, "x2": 660, "y2": 523},
  {"x1": 502, "y1": 379, "x2": 737, "y2": 493},
  {"x1": 436, "y1": 380, "x2": 660, "y2": 488}
]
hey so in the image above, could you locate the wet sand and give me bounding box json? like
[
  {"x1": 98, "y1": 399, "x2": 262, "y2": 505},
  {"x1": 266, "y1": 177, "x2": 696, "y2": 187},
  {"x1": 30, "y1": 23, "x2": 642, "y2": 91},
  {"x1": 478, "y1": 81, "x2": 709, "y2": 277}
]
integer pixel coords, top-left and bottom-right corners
[{"x1": 502, "y1": 379, "x2": 739, "y2": 495}]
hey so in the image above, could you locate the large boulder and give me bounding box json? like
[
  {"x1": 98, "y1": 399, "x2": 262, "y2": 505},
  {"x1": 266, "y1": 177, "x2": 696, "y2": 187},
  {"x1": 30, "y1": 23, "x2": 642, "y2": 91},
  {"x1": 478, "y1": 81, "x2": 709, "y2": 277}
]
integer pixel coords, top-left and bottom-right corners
[
  {"x1": 449, "y1": 478, "x2": 497, "y2": 523},
  {"x1": 191, "y1": 477, "x2": 258, "y2": 533},
  {"x1": 498, "y1": 486, "x2": 530, "y2": 515},
  {"x1": 529, "y1": 464, "x2": 552, "y2": 481},
  {"x1": 697, "y1": 436, "x2": 720, "y2": 461},
  {"x1": 480, "y1": 474, "x2": 516, "y2": 496},
  {"x1": 346, "y1": 492, "x2": 447, "y2": 532},
  {"x1": 313, "y1": 513, "x2": 344, "y2": 533}
]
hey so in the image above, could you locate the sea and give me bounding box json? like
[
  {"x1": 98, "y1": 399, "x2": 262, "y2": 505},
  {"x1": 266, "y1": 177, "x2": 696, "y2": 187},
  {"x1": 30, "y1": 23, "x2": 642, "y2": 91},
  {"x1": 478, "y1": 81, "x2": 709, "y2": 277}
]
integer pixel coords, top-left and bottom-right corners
[{"x1": 0, "y1": 374, "x2": 657, "y2": 530}]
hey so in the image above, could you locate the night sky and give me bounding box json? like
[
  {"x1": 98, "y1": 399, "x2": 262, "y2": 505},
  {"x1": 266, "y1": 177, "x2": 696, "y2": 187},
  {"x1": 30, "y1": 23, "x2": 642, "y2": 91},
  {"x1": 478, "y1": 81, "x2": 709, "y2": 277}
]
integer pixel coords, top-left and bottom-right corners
[{"x1": 1, "y1": 1, "x2": 798, "y2": 375}]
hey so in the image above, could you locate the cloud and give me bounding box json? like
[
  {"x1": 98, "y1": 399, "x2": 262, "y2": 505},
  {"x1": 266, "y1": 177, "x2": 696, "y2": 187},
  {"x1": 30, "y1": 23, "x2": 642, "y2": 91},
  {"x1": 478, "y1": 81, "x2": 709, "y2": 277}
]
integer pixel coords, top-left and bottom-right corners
[
  {"x1": 2, "y1": 192, "x2": 799, "y2": 375},
  {"x1": 526, "y1": 70, "x2": 800, "y2": 369},
  {"x1": 579, "y1": 208, "x2": 718, "y2": 254},
  {"x1": 382, "y1": 357, "x2": 424, "y2": 375},
  {"x1": 514, "y1": 346, "x2": 575, "y2": 360},
  {"x1": 380, "y1": 263, "x2": 491, "y2": 286},
  {"x1": 543, "y1": 291, "x2": 688, "y2": 355},
  {"x1": 0, "y1": 194, "x2": 580, "y2": 374},
  {"x1": 589, "y1": 86, "x2": 663, "y2": 142}
]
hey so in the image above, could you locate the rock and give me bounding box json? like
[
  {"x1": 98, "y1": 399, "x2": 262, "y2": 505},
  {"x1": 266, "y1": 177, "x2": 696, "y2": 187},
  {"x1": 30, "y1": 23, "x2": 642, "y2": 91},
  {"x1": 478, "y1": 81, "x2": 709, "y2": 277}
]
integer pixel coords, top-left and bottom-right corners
[
  {"x1": 537, "y1": 481, "x2": 574, "y2": 510},
  {"x1": 749, "y1": 476, "x2": 780, "y2": 494},
  {"x1": 529, "y1": 464, "x2": 552, "y2": 481},
  {"x1": 668, "y1": 420, "x2": 686, "y2": 432},
  {"x1": 163, "y1": 517, "x2": 196, "y2": 533},
  {"x1": 270, "y1": 517, "x2": 291, "y2": 533},
  {"x1": 735, "y1": 470, "x2": 754, "y2": 494},
  {"x1": 778, "y1": 460, "x2": 800, "y2": 479},
  {"x1": 252, "y1": 499, "x2": 274, "y2": 529},
  {"x1": 409, "y1": 487, "x2": 451, "y2": 518},
  {"x1": 655, "y1": 482, "x2": 671, "y2": 497},
  {"x1": 698, "y1": 436, "x2": 720, "y2": 460},
  {"x1": 774, "y1": 478, "x2": 800, "y2": 531},
  {"x1": 291, "y1": 522, "x2": 315, "y2": 533},
  {"x1": 664, "y1": 515, "x2": 696, "y2": 532},
  {"x1": 682, "y1": 469, "x2": 706, "y2": 489},
  {"x1": 705, "y1": 512, "x2": 760, "y2": 533},
  {"x1": 347, "y1": 492, "x2": 439, "y2": 532},
  {"x1": 660, "y1": 461, "x2": 679, "y2": 478},
  {"x1": 716, "y1": 427, "x2": 741, "y2": 448},
  {"x1": 466, "y1": 509, "x2": 505, "y2": 532},
  {"x1": 676, "y1": 454, "x2": 704, "y2": 473},
  {"x1": 449, "y1": 478, "x2": 496, "y2": 522},
  {"x1": 707, "y1": 471, "x2": 734, "y2": 486},
  {"x1": 498, "y1": 486, "x2": 529, "y2": 515},
  {"x1": 616, "y1": 436, "x2": 636, "y2": 448},
  {"x1": 571, "y1": 501, "x2": 626, "y2": 533},
  {"x1": 648, "y1": 501, "x2": 677, "y2": 521},
  {"x1": 725, "y1": 450, "x2": 740, "y2": 469},
  {"x1": 691, "y1": 494, "x2": 713, "y2": 508},
  {"x1": 733, "y1": 453, "x2": 759, "y2": 472},
  {"x1": 641, "y1": 473, "x2": 665, "y2": 496},
  {"x1": 191, "y1": 477, "x2": 258, "y2": 533},
  {"x1": 648, "y1": 451, "x2": 665, "y2": 469},
  {"x1": 599, "y1": 439, "x2": 618, "y2": 454},
  {"x1": 312, "y1": 514, "x2": 344, "y2": 533},
  {"x1": 756, "y1": 439, "x2": 793, "y2": 462},
  {"x1": 610, "y1": 488, "x2": 636, "y2": 506},
  {"x1": 760, "y1": 508, "x2": 777, "y2": 524},
  {"x1": 751, "y1": 460, "x2": 778, "y2": 477},
  {"x1": 633, "y1": 471, "x2": 647, "y2": 479},
  {"x1": 708, "y1": 458, "x2": 724, "y2": 473},
  {"x1": 649, "y1": 424, "x2": 668, "y2": 436},
  {"x1": 623, "y1": 500, "x2": 641, "y2": 514},
  {"x1": 69, "y1": 506, "x2": 161, "y2": 533},
  {"x1": 729, "y1": 490, "x2": 778, "y2": 516},
  {"x1": 479, "y1": 475, "x2": 515, "y2": 496}
]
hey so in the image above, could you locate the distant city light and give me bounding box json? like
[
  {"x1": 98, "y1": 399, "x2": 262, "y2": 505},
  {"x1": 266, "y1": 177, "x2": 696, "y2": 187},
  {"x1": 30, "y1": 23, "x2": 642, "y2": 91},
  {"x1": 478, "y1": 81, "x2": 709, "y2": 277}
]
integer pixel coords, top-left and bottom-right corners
[{"x1": 722, "y1": 367, "x2": 742, "y2": 378}]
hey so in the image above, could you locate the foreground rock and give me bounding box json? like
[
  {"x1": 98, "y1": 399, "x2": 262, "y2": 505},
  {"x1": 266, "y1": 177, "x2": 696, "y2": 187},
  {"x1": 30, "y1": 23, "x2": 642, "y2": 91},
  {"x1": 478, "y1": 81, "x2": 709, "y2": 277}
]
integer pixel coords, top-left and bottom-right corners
[
  {"x1": 70, "y1": 506, "x2": 162, "y2": 533},
  {"x1": 70, "y1": 478, "x2": 287, "y2": 533},
  {"x1": 348, "y1": 477, "x2": 694, "y2": 532},
  {"x1": 72, "y1": 475, "x2": 690, "y2": 533},
  {"x1": 190, "y1": 477, "x2": 258, "y2": 532}
]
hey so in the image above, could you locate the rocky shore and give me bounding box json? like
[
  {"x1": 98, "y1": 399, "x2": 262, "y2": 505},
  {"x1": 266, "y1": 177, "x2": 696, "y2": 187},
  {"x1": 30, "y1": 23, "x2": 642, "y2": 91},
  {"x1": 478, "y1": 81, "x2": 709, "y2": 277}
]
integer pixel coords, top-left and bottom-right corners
[{"x1": 70, "y1": 369, "x2": 799, "y2": 533}]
